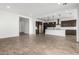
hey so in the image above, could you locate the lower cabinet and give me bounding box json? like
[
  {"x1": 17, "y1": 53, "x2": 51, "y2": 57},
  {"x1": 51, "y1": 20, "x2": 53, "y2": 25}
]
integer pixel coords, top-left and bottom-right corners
[{"x1": 66, "y1": 30, "x2": 76, "y2": 35}]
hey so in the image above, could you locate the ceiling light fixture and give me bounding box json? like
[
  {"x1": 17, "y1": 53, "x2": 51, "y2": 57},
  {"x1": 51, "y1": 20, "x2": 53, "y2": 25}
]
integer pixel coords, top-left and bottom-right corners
[
  {"x1": 6, "y1": 6, "x2": 10, "y2": 8},
  {"x1": 57, "y1": 3, "x2": 61, "y2": 5}
]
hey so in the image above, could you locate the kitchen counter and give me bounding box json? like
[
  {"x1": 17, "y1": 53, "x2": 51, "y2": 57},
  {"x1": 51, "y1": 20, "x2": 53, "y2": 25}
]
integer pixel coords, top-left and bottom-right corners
[{"x1": 45, "y1": 29, "x2": 65, "y2": 36}]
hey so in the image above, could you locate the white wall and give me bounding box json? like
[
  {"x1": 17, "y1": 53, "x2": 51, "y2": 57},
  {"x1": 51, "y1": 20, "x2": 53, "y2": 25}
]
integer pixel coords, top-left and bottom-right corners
[
  {"x1": 0, "y1": 10, "x2": 19, "y2": 38},
  {"x1": 0, "y1": 10, "x2": 35, "y2": 38},
  {"x1": 29, "y1": 17, "x2": 36, "y2": 34}
]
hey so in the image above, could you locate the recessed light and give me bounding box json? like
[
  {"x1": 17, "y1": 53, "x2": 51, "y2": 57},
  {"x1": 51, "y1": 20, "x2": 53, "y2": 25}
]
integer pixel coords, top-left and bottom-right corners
[
  {"x1": 57, "y1": 3, "x2": 61, "y2": 5},
  {"x1": 6, "y1": 6, "x2": 10, "y2": 8}
]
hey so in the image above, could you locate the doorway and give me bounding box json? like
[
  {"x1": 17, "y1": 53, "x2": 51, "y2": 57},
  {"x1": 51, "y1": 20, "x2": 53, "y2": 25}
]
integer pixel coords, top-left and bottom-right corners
[{"x1": 19, "y1": 17, "x2": 29, "y2": 35}]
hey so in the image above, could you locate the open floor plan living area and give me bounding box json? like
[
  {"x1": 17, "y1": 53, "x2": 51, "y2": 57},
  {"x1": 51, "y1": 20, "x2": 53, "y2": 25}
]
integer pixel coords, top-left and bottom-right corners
[{"x1": 0, "y1": 3, "x2": 79, "y2": 55}]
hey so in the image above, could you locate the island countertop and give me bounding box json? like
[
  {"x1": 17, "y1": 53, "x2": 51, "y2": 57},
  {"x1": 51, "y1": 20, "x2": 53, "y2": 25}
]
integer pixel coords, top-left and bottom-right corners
[{"x1": 45, "y1": 29, "x2": 65, "y2": 36}]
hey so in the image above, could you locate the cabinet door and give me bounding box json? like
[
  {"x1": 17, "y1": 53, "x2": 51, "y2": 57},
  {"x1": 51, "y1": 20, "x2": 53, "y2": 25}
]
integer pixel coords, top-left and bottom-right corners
[
  {"x1": 61, "y1": 20, "x2": 76, "y2": 27},
  {"x1": 66, "y1": 30, "x2": 76, "y2": 35}
]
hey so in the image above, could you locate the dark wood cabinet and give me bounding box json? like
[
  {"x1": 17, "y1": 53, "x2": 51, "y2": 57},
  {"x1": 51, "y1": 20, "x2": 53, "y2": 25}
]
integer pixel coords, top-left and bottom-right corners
[
  {"x1": 43, "y1": 22, "x2": 56, "y2": 33},
  {"x1": 36, "y1": 21, "x2": 42, "y2": 34},
  {"x1": 66, "y1": 30, "x2": 76, "y2": 35},
  {"x1": 43, "y1": 23, "x2": 47, "y2": 33},
  {"x1": 43, "y1": 22, "x2": 56, "y2": 27},
  {"x1": 61, "y1": 20, "x2": 76, "y2": 27},
  {"x1": 44, "y1": 22, "x2": 56, "y2": 27},
  {"x1": 48, "y1": 22, "x2": 56, "y2": 27}
]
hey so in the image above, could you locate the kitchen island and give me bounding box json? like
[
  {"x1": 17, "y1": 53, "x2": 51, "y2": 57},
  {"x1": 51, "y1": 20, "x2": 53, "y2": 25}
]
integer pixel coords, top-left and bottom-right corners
[{"x1": 45, "y1": 29, "x2": 65, "y2": 36}]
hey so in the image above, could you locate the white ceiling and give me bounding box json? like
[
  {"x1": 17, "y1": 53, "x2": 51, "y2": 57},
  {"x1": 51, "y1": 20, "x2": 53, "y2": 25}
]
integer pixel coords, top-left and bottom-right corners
[{"x1": 0, "y1": 3, "x2": 79, "y2": 18}]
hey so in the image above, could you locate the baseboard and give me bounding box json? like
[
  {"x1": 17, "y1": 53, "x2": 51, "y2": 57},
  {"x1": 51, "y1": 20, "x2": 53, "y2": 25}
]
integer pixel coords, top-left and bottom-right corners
[{"x1": 0, "y1": 34, "x2": 19, "y2": 39}]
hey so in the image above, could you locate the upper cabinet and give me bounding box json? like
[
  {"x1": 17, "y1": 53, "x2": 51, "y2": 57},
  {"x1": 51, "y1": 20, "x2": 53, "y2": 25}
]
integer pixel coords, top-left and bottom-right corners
[
  {"x1": 48, "y1": 22, "x2": 56, "y2": 27},
  {"x1": 44, "y1": 22, "x2": 56, "y2": 27},
  {"x1": 61, "y1": 20, "x2": 76, "y2": 27}
]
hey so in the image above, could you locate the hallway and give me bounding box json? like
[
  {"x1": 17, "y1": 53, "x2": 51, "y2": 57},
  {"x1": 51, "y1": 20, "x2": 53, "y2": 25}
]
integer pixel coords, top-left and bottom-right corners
[{"x1": 0, "y1": 35, "x2": 79, "y2": 55}]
